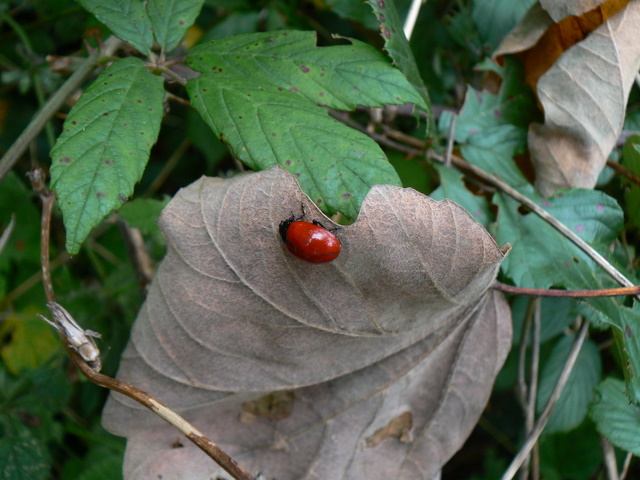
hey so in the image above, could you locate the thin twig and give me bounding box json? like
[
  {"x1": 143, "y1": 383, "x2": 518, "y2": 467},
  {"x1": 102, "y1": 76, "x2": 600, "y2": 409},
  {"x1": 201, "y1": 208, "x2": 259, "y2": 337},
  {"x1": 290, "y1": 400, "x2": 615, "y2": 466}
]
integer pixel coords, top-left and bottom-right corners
[
  {"x1": 601, "y1": 436, "x2": 619, "y2": 480},
  {"x1": 528, "y1": 302, "x2": 541, "y2": 480},
  {"x1": 0, "y1": 8, "x2": 56, "y2": 147},
  {"x1": 0, "y1": 36, "x2": 122, "y2": 182},
  {"x1": 40, "y1": 190, "x2": 56, "y2": 302},
  {"x1": 516, "y1": 299, "x2": 534, "y2": 406},
  {"x1": 620, "y1": 452, "x2": 633, "y2": 480},
  {"x1": 67, "y1": 348, "x2": 257, "y2": 480},
  {"x1": 117, "y1": 221, "x2": 154, "y2": 290},
  {"x1": 331, "y1": 111, "x2": 423, "y2": 155},
  {"x1": 157, "y1": 64, "x2": 187, "y2": 86},
  {"x1": 34, "y1": 172, "x2": 256, "y2": 480},
  {"x1": 143, "y1": 137, "x2": 190, "y2": 197},
  {"x1": 428, "y1": 151, "x2": 640, "y2": 301},
  {"x1": 338, "y1": 113, "x2": 638, "y2": 300},
  {"x1": 494, "y1": 282, "x2": 640, "y2": 298},
  {"x1": 27, "y1": 168, "x2": 56, "y2": 302},
  {"x1": 166, "y1": 91, "x2": 191, "y2": 107},
  {"x1": 0, "y1": 215, "x2": 15, "y2": 255},
  {"x1": 334, "y1": 117, "x2": 638, "y2": 299},
  {"x1": 0, "y1": 252, "x2": 71, "y2": 310},
  {"x1": 501, "y1": 320, "x2": 590, "y2": 480},
  {"x1": 517, "y1": 299, "x2": 541, "y2": 480},
  {"x1": 378, "y1": 123, "x2": 427, "y2": 148},
  {"x1": 606, "y1": 159, "x2": 640, "y2": 187},
  {"x1": 403, "y1": 0, "x2": 424, "y2": 40},
  {"x1": 444, "y1": 115, "x2": 456, "y2": 168},
  {"x1": 516, "y1": 299, "x2": 533, "y2": 480}
]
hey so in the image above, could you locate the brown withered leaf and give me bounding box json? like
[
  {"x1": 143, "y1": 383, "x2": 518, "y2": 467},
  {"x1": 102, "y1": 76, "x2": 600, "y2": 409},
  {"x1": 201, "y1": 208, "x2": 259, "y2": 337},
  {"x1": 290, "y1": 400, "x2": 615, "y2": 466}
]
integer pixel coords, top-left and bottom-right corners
[
  {"x1": 529, "y1": 0, "x2": 640, "y2": 195},
  {"x1": 494, "y1": 1, "x2": 629, "y2": 94},
  {"x1": 102, "y1": 166, "x2": 511, "y2": 479},
  {"x1": 494, "y1": 0, "x2": 640, "y2": 196},
  {"x1": 541, "y1": 0, "x2": 628, "y2": 23}
]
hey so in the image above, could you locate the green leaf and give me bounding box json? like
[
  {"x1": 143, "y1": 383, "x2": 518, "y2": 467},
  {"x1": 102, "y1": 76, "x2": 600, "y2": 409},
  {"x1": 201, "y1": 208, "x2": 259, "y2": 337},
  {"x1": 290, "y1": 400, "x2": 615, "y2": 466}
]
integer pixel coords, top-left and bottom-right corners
[
  {"x1": 64, "y1": 453, "x2": 124, "y2": 480},
  {"x1": 536, "y1": 336, "x2": 601, "y2": 433},
  {"x1": 590, "y1": 377, "x2": 640, "y2": 455},
  {"x1": 539, "y1": 420, "x2": 602, "y2": 479},
  {"x1": 198, "y1": 11, "x2": 260, "y2": 43},
  {"x1": 187, "y1": 74, "x2": 399, "y2": 218},
  {"x1": 0, "y1": 434, "x2": 50, "y2": 480},
  {"x1": 495, "y1": 187, "x2": 623, "y2": 291},
  {"x1": 78, "y1": 0, "x2": 154, "y2": 54},
  {"x1": 146, "y1": 0, "x2": 205, "y2": 51},
  {"x1": 330, "y1": 0, "x2": 380, "y2": 30},
  {"x1": 438, "y1": 59, "x2": 535, "y2": 142},
  {"x1": 471, "y1": 0, "x2": 537, "y2": 50},
  {"x1": 50, "y1": 57, "x2": 164, "y2": 254},
  {"x1": 118, "y1": 198, "x2": 170, "y2": 235},
  {"x1": 461, "y1": 124, "x2": 529, "y2": 187},
  {"x1": 0, "y1": 364, "x2": 71, "y2": 443},
  {"x1": 430, "y1": 164, "x2": 492, "y2": 228},
  {"x1": 187, "y1": 30, "x2": 426, "y2": 111},
  {"x1": 365, "y1": 0, "x2": 431, "y2": 111},
  {"x1": 447, "y1": 3, "x2": 483, "y2": 53},
  {"x1": 494, "y1": 186, "x2": 625, "y2": 328},
  {"x1": 19, "y1": 366, "x2": 72, "y2": 414},
  {"x1": 511, "y1": 297, "x2": 577, "y2": 346},
  {"x1": 611, "y1": 306, "x2": 640, "y2": 405},
  {"x1": 622, "y1": 134, "x2": 640, "y2": 230}
]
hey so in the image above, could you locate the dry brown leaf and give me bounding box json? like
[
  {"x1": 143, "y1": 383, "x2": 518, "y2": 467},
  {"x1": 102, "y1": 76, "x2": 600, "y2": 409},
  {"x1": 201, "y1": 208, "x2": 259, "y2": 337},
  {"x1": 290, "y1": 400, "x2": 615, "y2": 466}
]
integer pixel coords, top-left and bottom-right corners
[
  {"x1": 494, "y1": 0, "x2": 629, "y2": 92},
  {"x1": 493, "y1": 3, "x2": 555, "y2": 77},
  {"x1": 530, "y1": 0, "x2": 640, "y2": 195},
  {"x1": 494, "y1": 0, "x2": 638, "y2": 196},
  {"x1": 541, "y1": 0, "x2": 628, "y2": 23},
  {"x1": 102, "y1": 166, "x2": 511, "y2": 479}
]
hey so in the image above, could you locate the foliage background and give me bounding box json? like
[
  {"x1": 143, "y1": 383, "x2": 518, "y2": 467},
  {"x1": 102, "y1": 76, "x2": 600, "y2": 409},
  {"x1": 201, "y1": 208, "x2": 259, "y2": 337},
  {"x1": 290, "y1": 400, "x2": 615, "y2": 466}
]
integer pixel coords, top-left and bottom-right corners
[{"x1": 1, "y1": 0, "x2": 639, "y2": 479}]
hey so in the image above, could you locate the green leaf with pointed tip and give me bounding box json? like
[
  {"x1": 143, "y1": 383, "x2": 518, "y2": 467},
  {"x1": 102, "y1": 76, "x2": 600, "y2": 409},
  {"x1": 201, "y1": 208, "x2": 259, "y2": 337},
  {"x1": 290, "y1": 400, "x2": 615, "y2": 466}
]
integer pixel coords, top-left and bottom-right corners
[
  {"x1": 536, "y1": 336, "x2": 601, "y2": 433},
  {"x1": 187, "y1": 74, "x2": 400, "y2": 218},
  {"x1": 365, "y1": 0, "x2": 430, "y2": 111},
  {"x1": 187, "y1": 30, "x2": 426, "y2": 111},
  {"x1": 146, "y1": 0, "x2": 205, "y2": 51},
  {"x1": 590, "y1": 377, "x2": 640, "y2": 455},
  {"x1": 78, "y1": 0, "x2": 154, "y2": 54},
  {"x1": 50, "y1": 57, "x2": 164, "y2": 254}
]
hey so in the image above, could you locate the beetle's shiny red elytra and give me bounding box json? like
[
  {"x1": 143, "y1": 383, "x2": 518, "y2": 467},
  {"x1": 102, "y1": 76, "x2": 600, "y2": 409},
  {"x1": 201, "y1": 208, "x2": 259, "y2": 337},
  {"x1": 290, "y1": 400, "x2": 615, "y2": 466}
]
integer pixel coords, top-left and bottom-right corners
[{"x1": 279, "y1": 215, "x2": 341, "y2": 264}]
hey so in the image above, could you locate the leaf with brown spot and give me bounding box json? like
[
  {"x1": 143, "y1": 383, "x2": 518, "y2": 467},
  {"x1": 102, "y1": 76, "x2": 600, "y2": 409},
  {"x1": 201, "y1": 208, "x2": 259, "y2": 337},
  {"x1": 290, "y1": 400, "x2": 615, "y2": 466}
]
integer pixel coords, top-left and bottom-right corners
[
  {"x1": 102, "y1": 166, "x2": 512, "y2": 479},
  {"x1": 50, "y1": 57, "x2": 164, "y2": 253},
  {"x1": 365, "y1": 411, "x2": 413, "y2": 447},
  {"x1": 365, "y1": 0, "x2": 431, "y2": 110}
]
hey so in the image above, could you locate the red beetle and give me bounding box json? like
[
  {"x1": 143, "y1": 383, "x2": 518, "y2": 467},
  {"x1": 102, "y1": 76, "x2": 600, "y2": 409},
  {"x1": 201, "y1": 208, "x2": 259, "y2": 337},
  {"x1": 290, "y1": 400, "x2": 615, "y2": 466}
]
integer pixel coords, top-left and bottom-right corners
[{"x1": 279, "y1": 208, "x2": 341, "y2": 264}]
